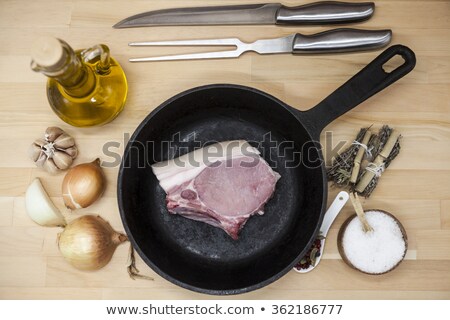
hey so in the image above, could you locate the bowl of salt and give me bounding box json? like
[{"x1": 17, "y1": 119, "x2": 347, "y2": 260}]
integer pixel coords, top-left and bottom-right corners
[{"x1": 337, "y1": 210, "x2": 408, "y2": 275}]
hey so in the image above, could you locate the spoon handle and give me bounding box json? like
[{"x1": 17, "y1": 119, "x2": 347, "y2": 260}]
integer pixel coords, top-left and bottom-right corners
[
  {"x1": 320, "y1": 191, "x2": 349, "y2": 236},
  {"x1": 349, "y1": 192, "x2": 373, "y2": 232}
]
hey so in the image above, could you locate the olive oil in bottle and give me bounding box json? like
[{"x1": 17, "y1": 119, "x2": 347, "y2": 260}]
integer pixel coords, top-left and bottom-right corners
[{"x1": 31, "y1": 37, "x2": 127, "y2": 127}]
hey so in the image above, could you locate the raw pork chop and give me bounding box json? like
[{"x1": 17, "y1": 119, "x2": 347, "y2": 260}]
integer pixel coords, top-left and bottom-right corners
[{"x1": 151, "y1": 140, "x2": 280, "y2": 239}]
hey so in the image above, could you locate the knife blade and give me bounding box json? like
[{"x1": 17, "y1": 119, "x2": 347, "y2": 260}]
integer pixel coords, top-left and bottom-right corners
[{"x1": 113, "y1": 1, "x2": 375, "y2": 28}]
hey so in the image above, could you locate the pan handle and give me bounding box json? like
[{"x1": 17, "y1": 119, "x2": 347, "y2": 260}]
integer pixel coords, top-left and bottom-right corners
[{"x1": 300, "y1": 45, "x2": 416, "y2": 136}]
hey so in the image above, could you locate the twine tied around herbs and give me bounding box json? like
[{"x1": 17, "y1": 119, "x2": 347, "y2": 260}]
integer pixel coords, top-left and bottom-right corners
[
  {"x1": 351, "y1": 140, "x2": 373, "y2": 158},
  {"x1": 365, "y1": 162, "x2": 385, "y2": 177}
]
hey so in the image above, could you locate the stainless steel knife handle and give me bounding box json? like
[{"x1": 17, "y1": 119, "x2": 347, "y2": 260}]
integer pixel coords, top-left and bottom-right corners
[
  {"x1": 292, "y1": 28, "x2": 392, "y2": 53},
  {"x1": 276, "y1": 1, "x2": 374, "y2": 24}
]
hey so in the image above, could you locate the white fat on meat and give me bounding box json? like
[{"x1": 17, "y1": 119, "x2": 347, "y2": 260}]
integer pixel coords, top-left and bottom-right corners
[{"x1": 151, "y1": 140, "x2": 280, "y2": 240}]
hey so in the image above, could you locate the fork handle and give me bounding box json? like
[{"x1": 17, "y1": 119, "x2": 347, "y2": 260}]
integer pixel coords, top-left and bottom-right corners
[
  {"x1": 276, "y1": 1, "x2": 374, "y2": 24},
  {"x1": 292, "y1": 28, "x2": 392, "y2": 54}
]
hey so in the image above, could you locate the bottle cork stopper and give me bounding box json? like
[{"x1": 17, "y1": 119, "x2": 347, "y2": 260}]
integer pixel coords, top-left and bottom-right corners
[{"x1": 31, "y1": 36, "x2": 64, "y2": 67}]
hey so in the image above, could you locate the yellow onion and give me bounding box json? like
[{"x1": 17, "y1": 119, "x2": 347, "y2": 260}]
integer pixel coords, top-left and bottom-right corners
[
  {"x1": 57, "y1": 215, "x2": 127, "y2": 270},
  {"x1": 62, "y1": 158, "x2": 106, "y2": 209}
]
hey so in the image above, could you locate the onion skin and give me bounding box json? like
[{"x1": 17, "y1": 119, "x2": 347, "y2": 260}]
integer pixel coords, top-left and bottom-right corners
[
  {"x1": 62, "y1": 158, "x2": 106, "y2": 209},
  {"x1": 57, "y1": 215, "x2": 127, "y2": 271}
]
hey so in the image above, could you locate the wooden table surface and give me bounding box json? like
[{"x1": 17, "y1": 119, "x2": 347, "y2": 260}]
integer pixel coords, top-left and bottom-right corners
[{"x1": 1, "y1": 0, "x2": 449, "y2": 300}]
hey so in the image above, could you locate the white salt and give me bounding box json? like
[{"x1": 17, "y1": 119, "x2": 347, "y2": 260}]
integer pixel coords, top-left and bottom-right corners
[{"x1": 342, "y1": 210, "x2": 406, "y2": 274}]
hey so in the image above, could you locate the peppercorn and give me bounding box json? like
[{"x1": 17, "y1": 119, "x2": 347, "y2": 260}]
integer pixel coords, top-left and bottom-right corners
[{"x1": 294, "y1": 237, "x2": 323, "y2": 270}]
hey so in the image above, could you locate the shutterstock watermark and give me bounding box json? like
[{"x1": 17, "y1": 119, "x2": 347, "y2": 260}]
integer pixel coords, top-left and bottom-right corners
[{"x1": 101, "y1": 131, "x2": 347, "y2": 169}]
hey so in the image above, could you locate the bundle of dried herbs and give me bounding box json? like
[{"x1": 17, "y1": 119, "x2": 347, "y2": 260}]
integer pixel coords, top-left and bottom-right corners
[
  {"x1": 327, "y1": 125, "x2": 401, "y2": 197},
  {"x1": 326, "y1": 127, "x2": 371, "y2": 187},
  {"x1": 355, "y1": 126, "x2": 401, "y2": 197}
]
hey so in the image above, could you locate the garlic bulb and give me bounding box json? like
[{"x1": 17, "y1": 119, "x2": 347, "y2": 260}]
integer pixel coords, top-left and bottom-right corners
[
  {"x1": 57, "y1": 215, "x2": 127, "y2": 270},
  {"x1": 28, "y1": 126, "x2": 78, "y2": 174},
  {"x1": 62, "y1": 158, "x2": 106, "y2": 209}
]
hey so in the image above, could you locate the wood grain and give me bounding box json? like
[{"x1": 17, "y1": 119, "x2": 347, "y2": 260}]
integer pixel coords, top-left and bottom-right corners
[{"x1": 0, "y1": 0, "x2": 449, "y2": 299}]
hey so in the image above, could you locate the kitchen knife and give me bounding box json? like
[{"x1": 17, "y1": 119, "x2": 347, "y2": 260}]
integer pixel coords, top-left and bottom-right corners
[{"x1": 113, "y1": 1, "x2": 375, "y2": 28}]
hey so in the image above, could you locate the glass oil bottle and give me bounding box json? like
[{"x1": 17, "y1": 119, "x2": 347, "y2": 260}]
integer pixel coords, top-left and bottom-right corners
[{"x1": 31, "y1": 37, "x2": 127, "y2": 127}]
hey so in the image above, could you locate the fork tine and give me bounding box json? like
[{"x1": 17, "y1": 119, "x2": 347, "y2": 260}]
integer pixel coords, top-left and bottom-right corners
[
  {"x1": 129, "y1": 49, "x2": 243, "y2": 62},
  {"x1": 129, "y1": 38, "x2": 241, "y2": 47}
]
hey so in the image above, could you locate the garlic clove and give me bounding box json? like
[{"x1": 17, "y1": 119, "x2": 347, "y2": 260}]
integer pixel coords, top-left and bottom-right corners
[
  {"x1": 43, "y1": 157, "x2": 60, "y2": 174},
  {"x1": 45, "y1": 126, "x2": 65, "y2": 142},
  {"x1": 31, "y1": 139, "x2": 48, "y2": 166},
  {"x1": 53, "y1": 133, "x2": 75, "y2": 149},
  {"x1": 25, "y1": 178, "x2": 66, "y2": 227},
  {"x1": 53, "y1": 150, "x2": 73, "y2": 170},
  {"x1": 34, "y1": 138, "x2": 46, "y2": 148},
  {"x1": 35, "y1": 151, "x2": 47, "y2": 167},
  {"x1": 28, "y1": 142, "x2": 43, "y2": 162},
  {"x1": 63, "y1": 146, "x2": 78, "y2": 159}
]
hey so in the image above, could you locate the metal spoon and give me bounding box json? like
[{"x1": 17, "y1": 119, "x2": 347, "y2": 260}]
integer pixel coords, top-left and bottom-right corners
[{"x1": 294, "y1": 191, "x2": 349, "y2": 273}]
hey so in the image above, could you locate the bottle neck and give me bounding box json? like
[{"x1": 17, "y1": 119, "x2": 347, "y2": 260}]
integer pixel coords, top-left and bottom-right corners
[{"x1": 31, "y1": 40, "x2": 96, "y2": 98}]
